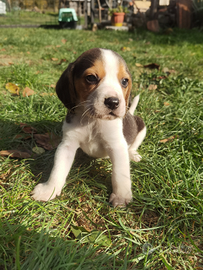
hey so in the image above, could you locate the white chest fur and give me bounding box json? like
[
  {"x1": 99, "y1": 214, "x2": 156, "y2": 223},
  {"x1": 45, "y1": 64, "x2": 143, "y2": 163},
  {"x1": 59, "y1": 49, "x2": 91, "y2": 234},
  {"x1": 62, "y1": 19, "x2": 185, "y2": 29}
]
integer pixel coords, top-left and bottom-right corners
[{"x1": 62, "y1": 116, "x2": 124, "y2": 158}]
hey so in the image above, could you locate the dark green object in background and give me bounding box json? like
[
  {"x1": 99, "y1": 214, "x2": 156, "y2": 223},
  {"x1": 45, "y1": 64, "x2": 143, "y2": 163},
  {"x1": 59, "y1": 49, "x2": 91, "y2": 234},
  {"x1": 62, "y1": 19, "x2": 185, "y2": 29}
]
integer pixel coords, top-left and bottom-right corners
[{"x1": 58, "y1": 8, "x2": 78, "y2": 29}]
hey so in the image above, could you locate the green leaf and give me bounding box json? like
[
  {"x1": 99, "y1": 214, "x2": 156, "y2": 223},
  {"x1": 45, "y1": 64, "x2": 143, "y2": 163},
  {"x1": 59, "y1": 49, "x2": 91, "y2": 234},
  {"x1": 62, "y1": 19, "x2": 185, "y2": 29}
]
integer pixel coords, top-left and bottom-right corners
[{"x1": 71, "y1": 226, "x2": 111, "y2": 247}]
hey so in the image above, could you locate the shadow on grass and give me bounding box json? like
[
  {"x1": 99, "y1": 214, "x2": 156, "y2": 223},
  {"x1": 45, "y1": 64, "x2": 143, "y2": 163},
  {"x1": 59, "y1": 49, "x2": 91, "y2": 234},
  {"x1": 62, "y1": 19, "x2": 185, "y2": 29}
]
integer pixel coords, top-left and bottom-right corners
[
  {"x1": 0, "y1": 220, "x2": 125, "y2": 270},
  {"x1": 0, "y1": 118, "x2": 112, "y2": 197},
  {"x1": 95, "y1": 27, "x2": 203, "y2": 46}
]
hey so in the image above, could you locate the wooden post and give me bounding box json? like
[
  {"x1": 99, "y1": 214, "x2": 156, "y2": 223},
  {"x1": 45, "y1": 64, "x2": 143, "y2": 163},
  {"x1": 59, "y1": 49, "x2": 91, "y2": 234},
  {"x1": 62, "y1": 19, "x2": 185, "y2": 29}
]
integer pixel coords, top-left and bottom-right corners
[
  {"x1": 7, "y1": 0, "x2": 11, "y2": 11},
  {"x1": 84, "y1": 0, "x2": 88, "y2": 28},
  {"x1": 108, "y1": 0, "x2": 113, "y2": 20},
  {"x1": 58, "y1": 0, "x2": 62, "y2": 10},
  {"x1": 150, "y1": 0, "x2": 159, "y2": 19},
  {"x1": 91, "y1": 0, "x2": 94, "y2": 24},
  {"x1": 176, "y1": 0, "x2": 192, "y2": 29},
  {"x1": 78, "y1": 0, "x2": 81, "y2": 25},
  {"x1": 97, "y1": 0, "x2": 102, "y2": 23},
  {"x1": 147, "y1": 0, "x2": 160, "y2": 32}
]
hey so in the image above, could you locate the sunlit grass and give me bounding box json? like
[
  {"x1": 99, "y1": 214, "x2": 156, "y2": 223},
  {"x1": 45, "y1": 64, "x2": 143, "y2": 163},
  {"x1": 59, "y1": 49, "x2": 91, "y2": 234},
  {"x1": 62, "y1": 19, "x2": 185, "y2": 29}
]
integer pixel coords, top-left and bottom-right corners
[{"x1": 0, "y1": 28, "x2": 203, "y2": 269}]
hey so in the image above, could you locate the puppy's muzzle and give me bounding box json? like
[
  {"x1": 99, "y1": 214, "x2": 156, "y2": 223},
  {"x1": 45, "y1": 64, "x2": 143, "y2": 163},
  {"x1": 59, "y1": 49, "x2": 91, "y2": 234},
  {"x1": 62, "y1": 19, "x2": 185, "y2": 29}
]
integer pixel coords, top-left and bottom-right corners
[{"x1": 104, "y1": 97, "x2": 119, "y2": 110}]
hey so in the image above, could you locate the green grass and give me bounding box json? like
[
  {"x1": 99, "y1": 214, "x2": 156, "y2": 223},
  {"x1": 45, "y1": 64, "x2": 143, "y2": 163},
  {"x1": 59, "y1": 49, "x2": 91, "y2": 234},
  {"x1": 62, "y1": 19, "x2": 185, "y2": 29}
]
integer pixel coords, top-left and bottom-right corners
[
  {"x1": 0, "y1": 28, "x2": 203, "y2": 269},
  {"x1": 0, "y1": 11, "x2": 59, "y2": 25}
]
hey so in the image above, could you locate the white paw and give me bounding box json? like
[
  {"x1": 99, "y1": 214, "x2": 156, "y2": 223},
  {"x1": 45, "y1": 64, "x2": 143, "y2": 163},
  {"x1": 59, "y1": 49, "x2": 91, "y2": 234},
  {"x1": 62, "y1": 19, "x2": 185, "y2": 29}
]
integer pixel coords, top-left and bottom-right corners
[
  {"x1": 109, "y1": 192, "x2": 132, "y2": 207},
  {"x1": 31, "y1": 183, "x2": 61, "y2": 201},
  {"x1": 129, "y1": 151, "x2": 142, "y2": 162}
]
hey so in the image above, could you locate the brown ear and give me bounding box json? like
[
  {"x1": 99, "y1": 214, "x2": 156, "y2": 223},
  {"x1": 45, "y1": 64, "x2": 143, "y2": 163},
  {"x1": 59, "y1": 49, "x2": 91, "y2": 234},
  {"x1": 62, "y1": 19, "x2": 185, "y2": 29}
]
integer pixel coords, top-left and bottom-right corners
[
  {"x1": 125, "y1": 76, "x2": 132, "y2": 109},
  {"x1": 56, "y1": 62, "x2": 77, "y2": 110}
]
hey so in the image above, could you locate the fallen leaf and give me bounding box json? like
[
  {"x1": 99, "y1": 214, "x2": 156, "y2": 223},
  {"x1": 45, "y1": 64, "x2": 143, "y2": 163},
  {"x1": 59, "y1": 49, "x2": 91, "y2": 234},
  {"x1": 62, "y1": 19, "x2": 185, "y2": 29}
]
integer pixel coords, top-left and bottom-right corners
[
  {"x1": 50, "y1": 84, "x2": 55, "y2": 88},
  {"x1": 159, "y1": 135, "x2": 178, "y2": 143},
  {"x1": 51, "y1": 58, "x2": 58, "y2": 61},
  {"x1": 34, "y1": 132, "x2": 61, "y2": 150},
  {"x1": 27, "y1": 51, "x2": 30, "y2": 54},
  {"x1": 164, "y1": 102, "x2": 170, "y2": 106},
  {"x1": 144, "y1": 63, "x2": 160, "y2": 70},
  {"x1": 56, "y1": 45, "x2": 61, "y2": 48},
  {"x1": 5, "y1": 83, "x2": 20, "y2": 95},
  {"x1": 22, "y1": 87, "x2": 35, "y2": 97},
  {"x1": 148, "y1": 84, "x2": 157, "y2": 90},
  {"x1": 1, "y1": 48, "x2": 6, "y2": 51},
  {"x1": 57, "y1": 59, "x2": 67, "y2": 65},
  {"x1": 32, "y1": 146, "x2": 45, "y2": 155},
  {"x1": 20, "y1": 123, "x2": 37, "y2": 134},
  {"x1": 35, "y1": 70, "x2": 43, "y2": 74},
  {"x1": 121, "y1": 47, "x2": 131, "y2": 52},
  {"x1": 156, "y1": 75, "x2": 168, "y2": 79},
  {"x1": 61, "y1": 39, "x2": 67, "y2": 44},
  {"x1": 14, "y1": 134, "x2": 32, "y2": 140},
  {"x1": 135, "y1": 63, "x2": 143, "y2": 67},
  {"x1": 70, "y1": 226, "x2": 111, "y2": 246},
  {"x1": 0, "y1": 149, "x2": 31, "y2": 159},
  {"x1": 159, "y1": 139, "x2": 168, "y2": 143}
]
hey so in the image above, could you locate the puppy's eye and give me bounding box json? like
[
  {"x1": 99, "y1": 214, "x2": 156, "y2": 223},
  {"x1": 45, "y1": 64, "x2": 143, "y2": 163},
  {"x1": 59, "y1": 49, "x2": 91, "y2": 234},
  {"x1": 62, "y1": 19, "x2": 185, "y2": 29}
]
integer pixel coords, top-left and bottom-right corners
[
  {"x1": 121, "y1": 78, "x2": 129, "y2": 88},
  {"x1": 86, "y1": 75, "x2": 99, "y2": 84}
]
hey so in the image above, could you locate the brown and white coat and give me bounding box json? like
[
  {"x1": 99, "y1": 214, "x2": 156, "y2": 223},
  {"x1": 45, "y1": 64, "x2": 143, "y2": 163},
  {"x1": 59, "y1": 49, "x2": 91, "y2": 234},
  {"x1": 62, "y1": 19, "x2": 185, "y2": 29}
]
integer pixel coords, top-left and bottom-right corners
[{"x1": 32, "y1": 48, "x2": 146, "y2": 207}]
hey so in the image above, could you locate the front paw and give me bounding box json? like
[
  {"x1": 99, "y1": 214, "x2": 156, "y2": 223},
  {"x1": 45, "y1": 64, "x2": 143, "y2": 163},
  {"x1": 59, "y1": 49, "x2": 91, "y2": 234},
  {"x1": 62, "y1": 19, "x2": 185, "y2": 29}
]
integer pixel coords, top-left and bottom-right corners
[
  {"x1": 31, "y1": 183, "x2": 61, "y2": 201},
  {"x1": 129, "y1": 151, "x2": 142, "y2": 162},
  {"x1": 109, "y1": 193, "x2": 132, "y2": 207}
]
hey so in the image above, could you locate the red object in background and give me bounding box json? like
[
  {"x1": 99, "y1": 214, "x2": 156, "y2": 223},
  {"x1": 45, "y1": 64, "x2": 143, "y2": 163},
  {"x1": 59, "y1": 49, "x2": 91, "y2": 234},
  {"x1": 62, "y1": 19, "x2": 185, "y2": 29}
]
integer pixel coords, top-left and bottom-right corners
[{"x1": 111, "y1": 12, "x2": 125, "y2": 27}]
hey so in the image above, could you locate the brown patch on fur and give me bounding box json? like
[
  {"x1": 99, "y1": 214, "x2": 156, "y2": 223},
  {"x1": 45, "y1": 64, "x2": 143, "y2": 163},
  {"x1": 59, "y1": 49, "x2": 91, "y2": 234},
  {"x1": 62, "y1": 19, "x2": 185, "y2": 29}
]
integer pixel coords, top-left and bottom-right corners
[
  {"x1": 117, "y1": 61, "x2": 132, "y2": 107},
  {"x1": 56, "y1": 48, "x2": 132, "y2": 111},
  {"x1": 56, "y1": 62, "x2": 76, "y2": 109},
  {"x1": 74, "y1": 59, "x2": 106, "y2": 102},
  {"x1": 73, "y1": 48, "x2": 102, "y2": 79},
  {"x1": 56, "y1": 48, "x2": 102, "y2": 109}
]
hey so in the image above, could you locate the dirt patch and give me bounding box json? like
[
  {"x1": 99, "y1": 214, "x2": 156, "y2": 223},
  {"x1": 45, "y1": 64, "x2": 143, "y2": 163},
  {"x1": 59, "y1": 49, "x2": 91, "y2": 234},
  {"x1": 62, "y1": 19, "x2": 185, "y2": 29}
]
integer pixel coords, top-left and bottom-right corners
[
  {"x1": 0, "y1": 54, "x2": 16, "y2": 66},
  {"x1": 0, "y1": 54, "x2": 32, "y2": 66}
]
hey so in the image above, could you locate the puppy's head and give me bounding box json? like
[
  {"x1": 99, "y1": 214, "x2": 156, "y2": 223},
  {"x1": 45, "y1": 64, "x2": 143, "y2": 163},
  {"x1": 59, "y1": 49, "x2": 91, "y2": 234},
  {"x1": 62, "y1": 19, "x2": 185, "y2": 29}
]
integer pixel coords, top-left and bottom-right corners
[{"x1": 56, "y1": 48, "x2": 132, "y2": 120}]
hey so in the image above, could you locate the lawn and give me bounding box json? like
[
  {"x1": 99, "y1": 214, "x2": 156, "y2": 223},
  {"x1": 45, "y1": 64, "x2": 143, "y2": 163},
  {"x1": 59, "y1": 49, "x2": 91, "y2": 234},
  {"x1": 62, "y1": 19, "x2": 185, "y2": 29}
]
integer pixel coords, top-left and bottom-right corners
[
  {"x1": 0, "y1": 11, "x2": 59, "y2": 26},
  {"x1": 0, "y1": 27, "x2": 203, "y2": 269}
]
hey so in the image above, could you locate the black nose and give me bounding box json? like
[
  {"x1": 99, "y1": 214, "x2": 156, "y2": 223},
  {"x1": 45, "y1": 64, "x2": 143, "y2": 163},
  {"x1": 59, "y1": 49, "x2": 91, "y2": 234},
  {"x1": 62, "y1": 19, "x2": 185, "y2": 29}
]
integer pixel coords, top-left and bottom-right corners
[{"x1": 104, "y1": 97, "x2": 119, "y2": 110}]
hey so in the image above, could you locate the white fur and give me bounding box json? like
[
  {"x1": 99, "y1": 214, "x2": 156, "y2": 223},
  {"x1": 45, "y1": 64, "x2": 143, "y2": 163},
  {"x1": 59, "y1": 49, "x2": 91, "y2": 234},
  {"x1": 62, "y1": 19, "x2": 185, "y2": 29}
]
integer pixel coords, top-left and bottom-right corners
[
  {"x1": 32, "y1": 49, "x2": 146, "y2": 207},
  {"x1": 128, "y1": 94, "x2": 140, "y2": 115},
  {"x1": 129, "y1": 126, "x2": 147, "y2": 162}
]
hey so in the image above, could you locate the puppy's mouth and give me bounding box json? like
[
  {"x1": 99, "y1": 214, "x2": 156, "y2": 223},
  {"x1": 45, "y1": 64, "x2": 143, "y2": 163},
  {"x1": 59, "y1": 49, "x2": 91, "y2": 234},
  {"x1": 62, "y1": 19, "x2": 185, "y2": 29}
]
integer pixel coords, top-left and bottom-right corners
[
  {"x1": 109, "y1": 111, "x2": 116, "y2": 117},
  {"x1": 85, "y1": 106, "x2": 119, "y2": 120}
]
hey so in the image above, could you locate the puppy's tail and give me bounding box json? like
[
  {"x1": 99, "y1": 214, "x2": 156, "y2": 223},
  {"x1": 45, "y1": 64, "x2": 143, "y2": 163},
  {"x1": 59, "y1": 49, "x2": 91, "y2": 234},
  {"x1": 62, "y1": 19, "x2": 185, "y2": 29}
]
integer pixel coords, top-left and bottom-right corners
[{"x1": 128, "y1": 95, "x2": 140, "y2": 115}]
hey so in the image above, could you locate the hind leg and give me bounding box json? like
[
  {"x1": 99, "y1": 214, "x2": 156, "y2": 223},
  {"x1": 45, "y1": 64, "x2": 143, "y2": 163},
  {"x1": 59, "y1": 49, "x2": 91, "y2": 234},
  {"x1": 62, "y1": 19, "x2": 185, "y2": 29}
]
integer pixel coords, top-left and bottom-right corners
[{"x1": 129, "y1": 126, "x2": 146, "y2": 162}]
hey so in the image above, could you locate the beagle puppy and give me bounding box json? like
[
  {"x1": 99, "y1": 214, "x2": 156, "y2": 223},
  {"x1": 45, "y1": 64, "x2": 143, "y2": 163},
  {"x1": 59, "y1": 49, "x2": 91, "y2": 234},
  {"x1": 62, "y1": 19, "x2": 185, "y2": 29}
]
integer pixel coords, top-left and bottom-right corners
[{"x1": 32, "y1": 48, "x2": 146, "y2": 207}]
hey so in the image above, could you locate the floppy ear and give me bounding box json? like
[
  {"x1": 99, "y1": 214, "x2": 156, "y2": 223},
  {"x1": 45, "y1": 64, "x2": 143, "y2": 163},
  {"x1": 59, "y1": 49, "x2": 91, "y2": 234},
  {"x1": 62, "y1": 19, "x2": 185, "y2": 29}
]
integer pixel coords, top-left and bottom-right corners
[
  {"x1": 125, "y1": 76, "x2": 132, "y2": 109},
  {"x1": 56, "y1": 62, "x2": 77, "y2": 110}
]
